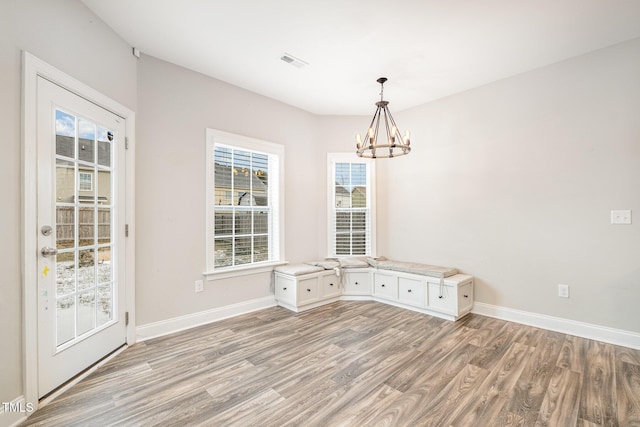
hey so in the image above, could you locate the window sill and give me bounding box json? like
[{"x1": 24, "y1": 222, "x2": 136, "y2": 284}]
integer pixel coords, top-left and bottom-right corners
[{"x1": 204, "y1": 261, "x2": 287, "y2": 281}]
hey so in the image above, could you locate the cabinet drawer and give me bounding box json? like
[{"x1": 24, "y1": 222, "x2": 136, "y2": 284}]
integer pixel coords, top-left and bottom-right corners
[
  {"x1": 297, "y1": 277, "x2": 319, "y2": 305},
  {"x1": 373, "y1": 272, "x2": 397, "y2": 300},
  {"x1": 274, "y1": 275, "x2": 296, "y2": 305},
  {"x1": 427, "y1": 282, "x2": 456, "y2": 313},
  {"x1": 457, "y1": 282, "x2": 473, "y2": 313},
  {"x1": 322, "y1": 274, "x2": 340, "y2": 298},
  {"x1": 398, "y1": 276, "x2": 425, "y2": 308},
  {"x1": 343, "y1": 271, "x2": 371, "y2": 295}
]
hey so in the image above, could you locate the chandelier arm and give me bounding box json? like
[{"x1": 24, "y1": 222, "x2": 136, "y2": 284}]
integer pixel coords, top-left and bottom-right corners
[
  {"x1": 387, "y1": 110, "x2": 408, "y2": 152},
  {"x1": 381, "y1": 107, "x2": 393, "y2": 157},
  {"x1": 367, "y1": 106, "x2": 380, "y2": 145},
  {"x1": 372, "y1": 108, "x2": 382, "y2": 157},
  {"x1": 387, "y1": 110, "x2": 400, "y2": 145}
]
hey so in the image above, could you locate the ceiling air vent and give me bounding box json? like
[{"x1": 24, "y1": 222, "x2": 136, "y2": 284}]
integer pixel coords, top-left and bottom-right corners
[{"x1": 280, "y1": 53, "x2": 308, "y2": 69}]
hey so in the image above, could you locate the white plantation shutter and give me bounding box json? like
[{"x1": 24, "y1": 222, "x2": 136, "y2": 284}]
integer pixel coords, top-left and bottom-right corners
[{"x1": 328, "y1": 154, "x2": 375, "y2": 257}]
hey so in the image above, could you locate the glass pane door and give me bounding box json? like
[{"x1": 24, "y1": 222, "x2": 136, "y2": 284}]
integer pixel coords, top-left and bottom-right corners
[{"x1": 54, "y1": 109, "x2": 114, "y2": 349}]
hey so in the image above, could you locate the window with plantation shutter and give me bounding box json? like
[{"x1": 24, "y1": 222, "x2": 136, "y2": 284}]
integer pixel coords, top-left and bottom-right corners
[
  {"x1": 206, "y1": 129, "x2": 284, "y2": 277},
  {"x1": 328, "y1": 153, "x2": 376, "y2": 257}
]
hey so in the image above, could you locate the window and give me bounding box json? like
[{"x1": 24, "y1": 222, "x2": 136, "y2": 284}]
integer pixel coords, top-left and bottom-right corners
[
  {"x1": 78, "y1": 171, "x2": 93, "y2": 191},
  {"x1": 206, "y1": 129, "x2": 284, "y2": 276},
  {"x1": 328, "y1": 153, "x2": 376, "y2": 257}
]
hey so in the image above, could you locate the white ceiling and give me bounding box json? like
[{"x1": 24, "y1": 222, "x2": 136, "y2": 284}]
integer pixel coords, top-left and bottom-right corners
[{"x1": 81, "y1": 0, "x2": 640, "y2": 115}]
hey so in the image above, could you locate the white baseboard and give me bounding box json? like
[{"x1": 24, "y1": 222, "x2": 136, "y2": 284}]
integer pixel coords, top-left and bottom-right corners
[
  {"x1": 1, "y1": 395, "x2": 32, "y2": 427},
  {"x1": 472, "y1": 302, "x2": 640, "y2": 350},
  {"x1": 135, "y1": 296, "x2": 640, "y2": 349},
  {"x1": 136, "y1": 296, "x2": 277, "y2": 341},
  {"x1": 339, "y1": 295, "x2": 373, "y2": 301}
]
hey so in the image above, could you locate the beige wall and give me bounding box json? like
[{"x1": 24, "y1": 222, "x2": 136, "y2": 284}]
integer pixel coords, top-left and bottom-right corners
[
  {"x1": 1, "y1": 0, "x2": 136, "y2": 410},
  {"x1": 316, "y1": 40, "x2": 640, "y2": 334},
  {"x1": 135, "y1": 55, "x2": 322, "y2": 325},
  {"x1": 376, "y1": 38, "x2": 640, "y2": 332}
]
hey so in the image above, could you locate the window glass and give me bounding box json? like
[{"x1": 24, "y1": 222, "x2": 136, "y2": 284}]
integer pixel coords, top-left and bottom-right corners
[
  {"x1": 328, "y1": 155, "x2": 375, "y2": 257},
  {"x1": 55, "y1": 110, "x2": 75, "y2": 158},
  {"x1": 78, "y1": 171, "x2": 93, "y2": 192},
  {"x1": 207, "y1": 130, "x2": 283, "y2": 272},
  {"x1": 78, "y1": 118, "x2": 95, "y2": 164}
]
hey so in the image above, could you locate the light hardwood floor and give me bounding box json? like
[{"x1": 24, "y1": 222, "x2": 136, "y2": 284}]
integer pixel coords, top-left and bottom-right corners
[{"x1": 21, "y1": 301, "x2": 640, "y2": 426}]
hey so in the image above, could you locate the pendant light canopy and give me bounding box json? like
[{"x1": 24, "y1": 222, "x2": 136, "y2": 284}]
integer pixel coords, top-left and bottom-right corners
[{"x1": 356, "y1": 77, "x2": 410, "y2": 158}]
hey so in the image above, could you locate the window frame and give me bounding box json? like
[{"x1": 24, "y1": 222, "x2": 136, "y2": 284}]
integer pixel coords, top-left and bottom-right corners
[
  {"x1": 327, "y1": 152, "x2": 376, "y2": 258},
  {"x1": 205, "y1": 129, "x2": 285, "y2": 280},
  {"x1": 78, "y1": 171, "x2": 93, "y2": 191}
]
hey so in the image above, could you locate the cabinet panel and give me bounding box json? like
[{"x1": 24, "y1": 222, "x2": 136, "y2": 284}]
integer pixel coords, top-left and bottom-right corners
[
  {"x1": 322, "y1": 274, "x2": 340, "y2": 298},
  {"x1": 457, "y1": 282, "x2": 473, "y2": 313},
  {"x1": 274, "y1": 275, "x2": 296, "y2": 305},
  {"x1": 373, "y1": 272, "x2": 397, "y2": 300},
  {"x1": 297, "y1": 277, "x2": 319, "y2": 305},
  {"x1": 427, "y1": 282, "x2": 456, "y2": 313},
  {"x1": 343, "y1": 270, "x2": 371, "y2": 295},
  {"x1": 398, "y1": 276, "x2": 425, "y2": 308}
]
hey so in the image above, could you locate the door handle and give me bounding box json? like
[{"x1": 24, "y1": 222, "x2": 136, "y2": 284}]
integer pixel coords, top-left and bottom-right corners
[{"x1": 41, "y1": 246, "x2": 58, "y2": 257}]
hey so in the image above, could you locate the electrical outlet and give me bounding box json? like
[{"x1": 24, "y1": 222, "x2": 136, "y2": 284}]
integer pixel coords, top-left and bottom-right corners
[
  {"x1": 195, "y1": 280, "x2": 204, "y2": 293},
  {"x1": 558, "y1": 284, "x2": 569, "y2": 298},
  {"x1": 611, "y1": 210, "x2": 632, "y2": 224}
]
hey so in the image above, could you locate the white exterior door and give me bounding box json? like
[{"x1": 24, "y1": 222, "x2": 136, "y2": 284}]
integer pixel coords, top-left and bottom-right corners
[{"x1": 36, "y1": 76, "x2": 127, "y2": 398}]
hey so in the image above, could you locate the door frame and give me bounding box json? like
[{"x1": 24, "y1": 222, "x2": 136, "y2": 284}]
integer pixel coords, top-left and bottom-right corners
[{"x1": 21, "y1": 51, "x2": 136, "y2": 410}]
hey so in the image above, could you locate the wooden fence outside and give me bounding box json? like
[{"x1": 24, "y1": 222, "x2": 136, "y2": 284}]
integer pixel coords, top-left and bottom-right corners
[{"x1": 56, "y1": 206, "x2": 111, "y2": 243}]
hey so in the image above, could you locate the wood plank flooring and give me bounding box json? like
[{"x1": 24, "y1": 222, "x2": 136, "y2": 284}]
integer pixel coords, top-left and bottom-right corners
[{"x1": 21, "y1": 301, "x2": 640, "y2": 426}]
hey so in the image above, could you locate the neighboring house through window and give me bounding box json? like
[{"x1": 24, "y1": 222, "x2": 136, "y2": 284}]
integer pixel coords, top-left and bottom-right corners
[
  {"x1": 206, "y1": 129, "x2": 284, "y2": 276},
  {"x1": 327, "y1": 153, "x2": 376, "y2": 257}
]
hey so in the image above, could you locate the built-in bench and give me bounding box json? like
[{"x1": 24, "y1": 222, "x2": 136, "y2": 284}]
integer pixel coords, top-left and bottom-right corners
[{"x1": 273, "y1": 258, "x2": 474, "y2": 321}]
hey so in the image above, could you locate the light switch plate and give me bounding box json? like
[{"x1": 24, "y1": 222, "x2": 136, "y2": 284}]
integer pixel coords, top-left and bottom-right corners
[{"x1": 611, "y1": 210, "x2": 632, "y2": 224}]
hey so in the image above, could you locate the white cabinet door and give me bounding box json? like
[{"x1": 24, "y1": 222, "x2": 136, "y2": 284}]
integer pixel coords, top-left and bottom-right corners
[
  {"x1": 343, "y1": 270, "x2": 371, "y2": 295},
  {"x1": 457, "y1": 282, "x2": 473, "y2": 313},
  {"x1": 297, "y1": 277, "x2": 320, "y2": 305},
  {"x1": 427, "y1": 282, "x2": 457, "y2": 314},
  {"x1": 321, "y1": 274, "x2": 340, "y2": 298},
  {"x1": 373, "y1": 272, "x2": 397, "y2": 300},
  {"x1": 398, "y1": 276, "x2": 425, "y2": 308},
  {"x1": 274, "y1": 275, "x2": 296, "y2": 306}
]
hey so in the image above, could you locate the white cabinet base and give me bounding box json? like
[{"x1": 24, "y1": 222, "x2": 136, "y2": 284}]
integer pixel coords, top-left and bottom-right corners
[
  {"x1": 274, "y1": 267, "x2": 473, "y2": 321},
  {"x1": 274, "y1": 270, "x2": 340, "y2": 313}
]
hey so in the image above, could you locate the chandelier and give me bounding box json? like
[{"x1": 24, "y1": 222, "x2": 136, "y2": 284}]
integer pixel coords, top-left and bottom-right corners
[{"x1": 356, "y1": 77, "x2": 410, "y2": 158}]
